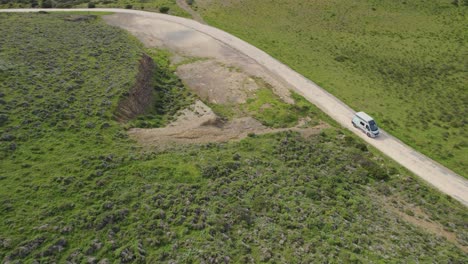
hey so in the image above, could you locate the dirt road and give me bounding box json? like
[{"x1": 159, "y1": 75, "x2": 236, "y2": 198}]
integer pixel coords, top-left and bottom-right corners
[{"x1": 2, "y1": 8, "x2": 467, "y2": 207}]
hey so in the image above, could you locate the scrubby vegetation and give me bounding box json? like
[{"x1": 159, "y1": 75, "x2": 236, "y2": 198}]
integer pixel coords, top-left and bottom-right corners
[
  {"x1": 0, "y1": 0, "x2": 189, "y2": 17},
  {"x1": 197, "y1": 0, "x2": 468, "y2": 177},
  {"x1": 0, "y1": 12, "x2": 467, "y2": 263}
]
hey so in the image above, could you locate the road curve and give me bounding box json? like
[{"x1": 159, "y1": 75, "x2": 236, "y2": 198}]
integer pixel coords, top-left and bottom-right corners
[{"x1": 2, "y1": 8, "x2": 467, "y2": 206}]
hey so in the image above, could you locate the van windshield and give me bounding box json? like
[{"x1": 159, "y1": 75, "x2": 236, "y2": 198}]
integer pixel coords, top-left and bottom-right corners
[{"x1": 369, "y1": 120, "x2": 378, "y2": 131}]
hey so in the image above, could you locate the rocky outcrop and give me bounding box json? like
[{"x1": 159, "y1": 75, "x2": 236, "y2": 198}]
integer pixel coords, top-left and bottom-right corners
[{"x1": 115, "y1": 54, "x2": 155, "y2": 122}]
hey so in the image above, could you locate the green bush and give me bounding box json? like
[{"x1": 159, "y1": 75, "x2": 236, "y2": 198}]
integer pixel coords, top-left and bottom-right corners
[
  {"x1": 159, "y1": 6, "x2": 170, "y2": 13},
  {"x1": 450, "y1": 0, "x2": 468, "y2": 6}
]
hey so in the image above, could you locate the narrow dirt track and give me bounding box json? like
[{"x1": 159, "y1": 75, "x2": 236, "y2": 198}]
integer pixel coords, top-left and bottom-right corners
[
  {"x1": 2, "y1": 8, "x2": 467, "y2": 207},
  {"x1": 175, "y1": 0, "x2": 205, "y2": 24}
]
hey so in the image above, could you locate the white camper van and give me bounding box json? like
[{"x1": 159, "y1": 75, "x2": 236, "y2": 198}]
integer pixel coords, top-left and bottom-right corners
[{"x1": 352, "y1": 112, "x2": 380, "y2": 138}]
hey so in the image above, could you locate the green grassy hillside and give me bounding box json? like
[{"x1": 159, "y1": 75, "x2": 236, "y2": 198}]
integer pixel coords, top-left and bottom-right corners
[
  {"x1": 197, "y1": 0, "x2": 468, "y2": 178},
  {"x1": 0, "y1": 12, "x2": 467, "y2": 263}
]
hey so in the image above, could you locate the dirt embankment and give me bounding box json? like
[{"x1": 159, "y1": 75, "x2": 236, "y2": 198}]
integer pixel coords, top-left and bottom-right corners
[
  {"x1": 126, "y1": 55, "x2": 327, "y2": 148},
  {"x1": 115, "y1": 54, "x2": 155, "y2": 122},
  {"x1": 107, "y1": 13, "x2": 324, "y2": 148},
  {"x1": 114, "y1": 51, "x2": 326, "y2": 148}
]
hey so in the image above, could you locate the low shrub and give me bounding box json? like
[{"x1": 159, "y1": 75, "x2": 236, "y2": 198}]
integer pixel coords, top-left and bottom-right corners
[{"x1": 159, "y1": 6, "x2": 170, "y2": 13}]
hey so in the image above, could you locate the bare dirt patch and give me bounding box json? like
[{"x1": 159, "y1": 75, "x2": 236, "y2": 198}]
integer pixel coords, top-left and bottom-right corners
[
  {"x1": 129, "y1": 100, "x2": 326, "y2": 149},
  {"x1": 176, "y1": 60, "x2": 259, "y2": 104}
]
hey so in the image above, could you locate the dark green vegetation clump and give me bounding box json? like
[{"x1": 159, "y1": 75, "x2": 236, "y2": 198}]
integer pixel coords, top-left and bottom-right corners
[
  {"x1": 198, "y1": 0, "x2": 468, "y2": 177},
  {"x1": 0, "y1": 13, "x2": 467, "y2": 263}
]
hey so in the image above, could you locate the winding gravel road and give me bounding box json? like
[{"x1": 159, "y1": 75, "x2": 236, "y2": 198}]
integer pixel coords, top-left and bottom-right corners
[{"x1": 2, "y1": 8, "x2": 467, "y2": 206}]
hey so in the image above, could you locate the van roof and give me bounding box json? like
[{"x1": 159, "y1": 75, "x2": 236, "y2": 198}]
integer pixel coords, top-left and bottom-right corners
[{"x1": 355, "y1": 111, "x2": 374, "y2": 122}]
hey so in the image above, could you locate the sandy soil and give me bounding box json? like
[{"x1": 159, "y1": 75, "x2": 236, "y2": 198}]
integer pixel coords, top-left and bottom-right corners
[
  {"x1": 2, "y1": 9, "x2": 466, "y2": 207},
  {"x1": 176, "y1": 60, "x2": 259, "y2": 104},
  {"x1": 128, "y1": 100, "x2": 324, "y2": 149}
]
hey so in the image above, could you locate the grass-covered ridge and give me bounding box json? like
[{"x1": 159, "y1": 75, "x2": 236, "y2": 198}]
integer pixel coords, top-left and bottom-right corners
[
  {"x1": 197, "y1": 0, "x2": 468, "y2": 177},
  {"x1": 0, "y1": 12, "x2": 467, "y2": 263}
]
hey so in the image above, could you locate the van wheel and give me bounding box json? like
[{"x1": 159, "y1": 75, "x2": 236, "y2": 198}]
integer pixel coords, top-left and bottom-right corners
[{"x1": 367, "y1": 132, "x2": 371, "y2": 137}]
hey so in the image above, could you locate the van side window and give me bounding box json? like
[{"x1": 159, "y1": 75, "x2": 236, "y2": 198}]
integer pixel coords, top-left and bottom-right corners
[
  {"x1": 366, "y1": 125, "x2": 369, "y2": 130},
  {"x1": 360, "y1": 122, "x2": 365, "y2": 126}
]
